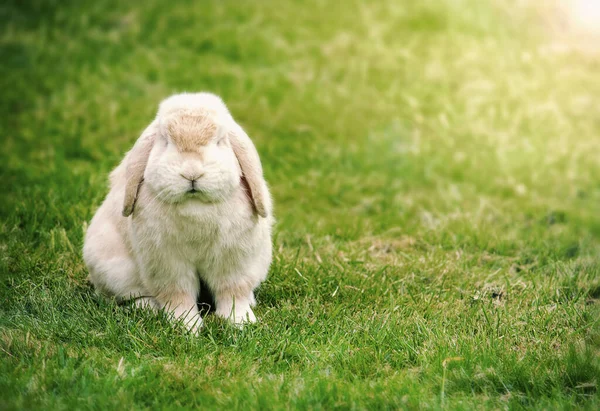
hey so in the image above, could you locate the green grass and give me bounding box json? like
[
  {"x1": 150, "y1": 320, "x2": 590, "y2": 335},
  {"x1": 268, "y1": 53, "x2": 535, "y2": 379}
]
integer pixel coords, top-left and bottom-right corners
[{"x1": 1, "y1": 0, "x2": 600, "y2": 409}]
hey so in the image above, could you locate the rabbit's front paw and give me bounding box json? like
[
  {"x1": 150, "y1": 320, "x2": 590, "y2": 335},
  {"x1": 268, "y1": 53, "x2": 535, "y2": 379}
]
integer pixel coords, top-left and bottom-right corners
[{"x1": 215, "y1": 295, "x2": 256, "y2": 325}]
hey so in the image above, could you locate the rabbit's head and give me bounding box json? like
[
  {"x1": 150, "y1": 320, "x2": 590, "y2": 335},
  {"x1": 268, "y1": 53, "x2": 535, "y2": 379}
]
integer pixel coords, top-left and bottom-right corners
[{"x1": 122, "y1": 93, "x2": 268, "y2": 218}]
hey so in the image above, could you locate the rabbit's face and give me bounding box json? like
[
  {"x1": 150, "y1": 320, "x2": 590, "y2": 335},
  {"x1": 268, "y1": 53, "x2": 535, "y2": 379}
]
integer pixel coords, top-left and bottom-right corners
[{"x1": 144, "y1": 114, "x2": 241, "y2": 204}]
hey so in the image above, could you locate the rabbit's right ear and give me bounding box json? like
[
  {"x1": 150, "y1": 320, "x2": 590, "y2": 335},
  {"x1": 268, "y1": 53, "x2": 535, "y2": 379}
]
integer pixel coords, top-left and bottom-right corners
[
  {"x1": 228, "y1": 122, "x2": 269, "y2": 218},
  {"x1": 122, "y1": 120, "x2": 158, "y2": 217}
]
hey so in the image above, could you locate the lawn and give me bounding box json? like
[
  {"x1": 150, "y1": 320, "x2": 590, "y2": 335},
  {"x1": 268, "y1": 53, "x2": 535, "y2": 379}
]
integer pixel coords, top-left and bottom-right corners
[{"x1": 1, "y1": 0, "x2": 599, "y2": 409}]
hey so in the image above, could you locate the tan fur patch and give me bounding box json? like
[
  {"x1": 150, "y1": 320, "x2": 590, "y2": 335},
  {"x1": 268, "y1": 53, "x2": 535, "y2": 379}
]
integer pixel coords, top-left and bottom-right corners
[{"x1": 166, "y1": 112, "x2": 218, "y2": 152}]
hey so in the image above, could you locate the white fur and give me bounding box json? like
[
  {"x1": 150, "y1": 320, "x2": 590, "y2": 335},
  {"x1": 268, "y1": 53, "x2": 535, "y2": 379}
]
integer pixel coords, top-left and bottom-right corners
[{"x1": 83, "y1": 92, "x2": 273, "y2": 333}]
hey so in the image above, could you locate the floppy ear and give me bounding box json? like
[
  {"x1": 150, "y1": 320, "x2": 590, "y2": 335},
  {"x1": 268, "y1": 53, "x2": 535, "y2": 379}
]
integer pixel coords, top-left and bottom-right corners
[
  {"x1": 228, "y1": 123, "x2": 269, "y2": 218},
  {"x1": 122, "y1": 120, "x2": 158, "y2": 217}
]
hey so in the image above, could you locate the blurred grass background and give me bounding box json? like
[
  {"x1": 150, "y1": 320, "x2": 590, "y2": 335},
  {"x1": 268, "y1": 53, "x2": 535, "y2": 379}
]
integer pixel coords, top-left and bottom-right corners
[{"x1": 1, "y1": 0, "x2": 599, "y2": 409}]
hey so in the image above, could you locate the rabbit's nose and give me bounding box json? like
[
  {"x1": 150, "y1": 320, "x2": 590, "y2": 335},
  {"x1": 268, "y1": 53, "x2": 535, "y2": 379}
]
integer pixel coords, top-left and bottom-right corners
[{"x1": 180, "y1": 172, "x2": 205, "y2": 182}]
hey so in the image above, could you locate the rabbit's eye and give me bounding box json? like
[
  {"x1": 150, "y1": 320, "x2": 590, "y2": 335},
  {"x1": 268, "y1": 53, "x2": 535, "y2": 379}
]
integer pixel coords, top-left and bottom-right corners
[{"x1": 217, "y1": 138, "x2": 226, "y2": 147}]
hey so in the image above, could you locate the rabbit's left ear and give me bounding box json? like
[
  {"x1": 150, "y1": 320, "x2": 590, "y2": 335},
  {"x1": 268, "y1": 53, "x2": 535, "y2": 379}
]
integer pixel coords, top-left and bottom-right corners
[
  {"x1": 228, "y1": 123, "x2": 269, "y2": 218},
  {"x1": 122, "y1": 120, "x2": 158, "y2": 217}
]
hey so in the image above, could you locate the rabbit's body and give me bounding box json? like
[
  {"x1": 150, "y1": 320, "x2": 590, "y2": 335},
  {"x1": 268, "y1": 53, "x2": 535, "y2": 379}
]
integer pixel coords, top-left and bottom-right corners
[{"x1": 83, "y1": 93, "x2": 273, "y2": 332}]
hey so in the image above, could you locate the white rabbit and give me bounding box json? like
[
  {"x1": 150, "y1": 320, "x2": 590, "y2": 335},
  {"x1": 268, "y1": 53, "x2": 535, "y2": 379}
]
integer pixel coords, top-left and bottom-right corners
[{"x1": 83, "y1": 92, "x2": 273, "y2": 333}]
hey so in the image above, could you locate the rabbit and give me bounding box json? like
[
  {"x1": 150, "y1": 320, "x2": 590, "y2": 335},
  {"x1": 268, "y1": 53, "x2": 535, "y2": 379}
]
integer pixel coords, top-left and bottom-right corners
[{"x1": 83, "y1": 92, "x2": 273, "y2": 333}]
